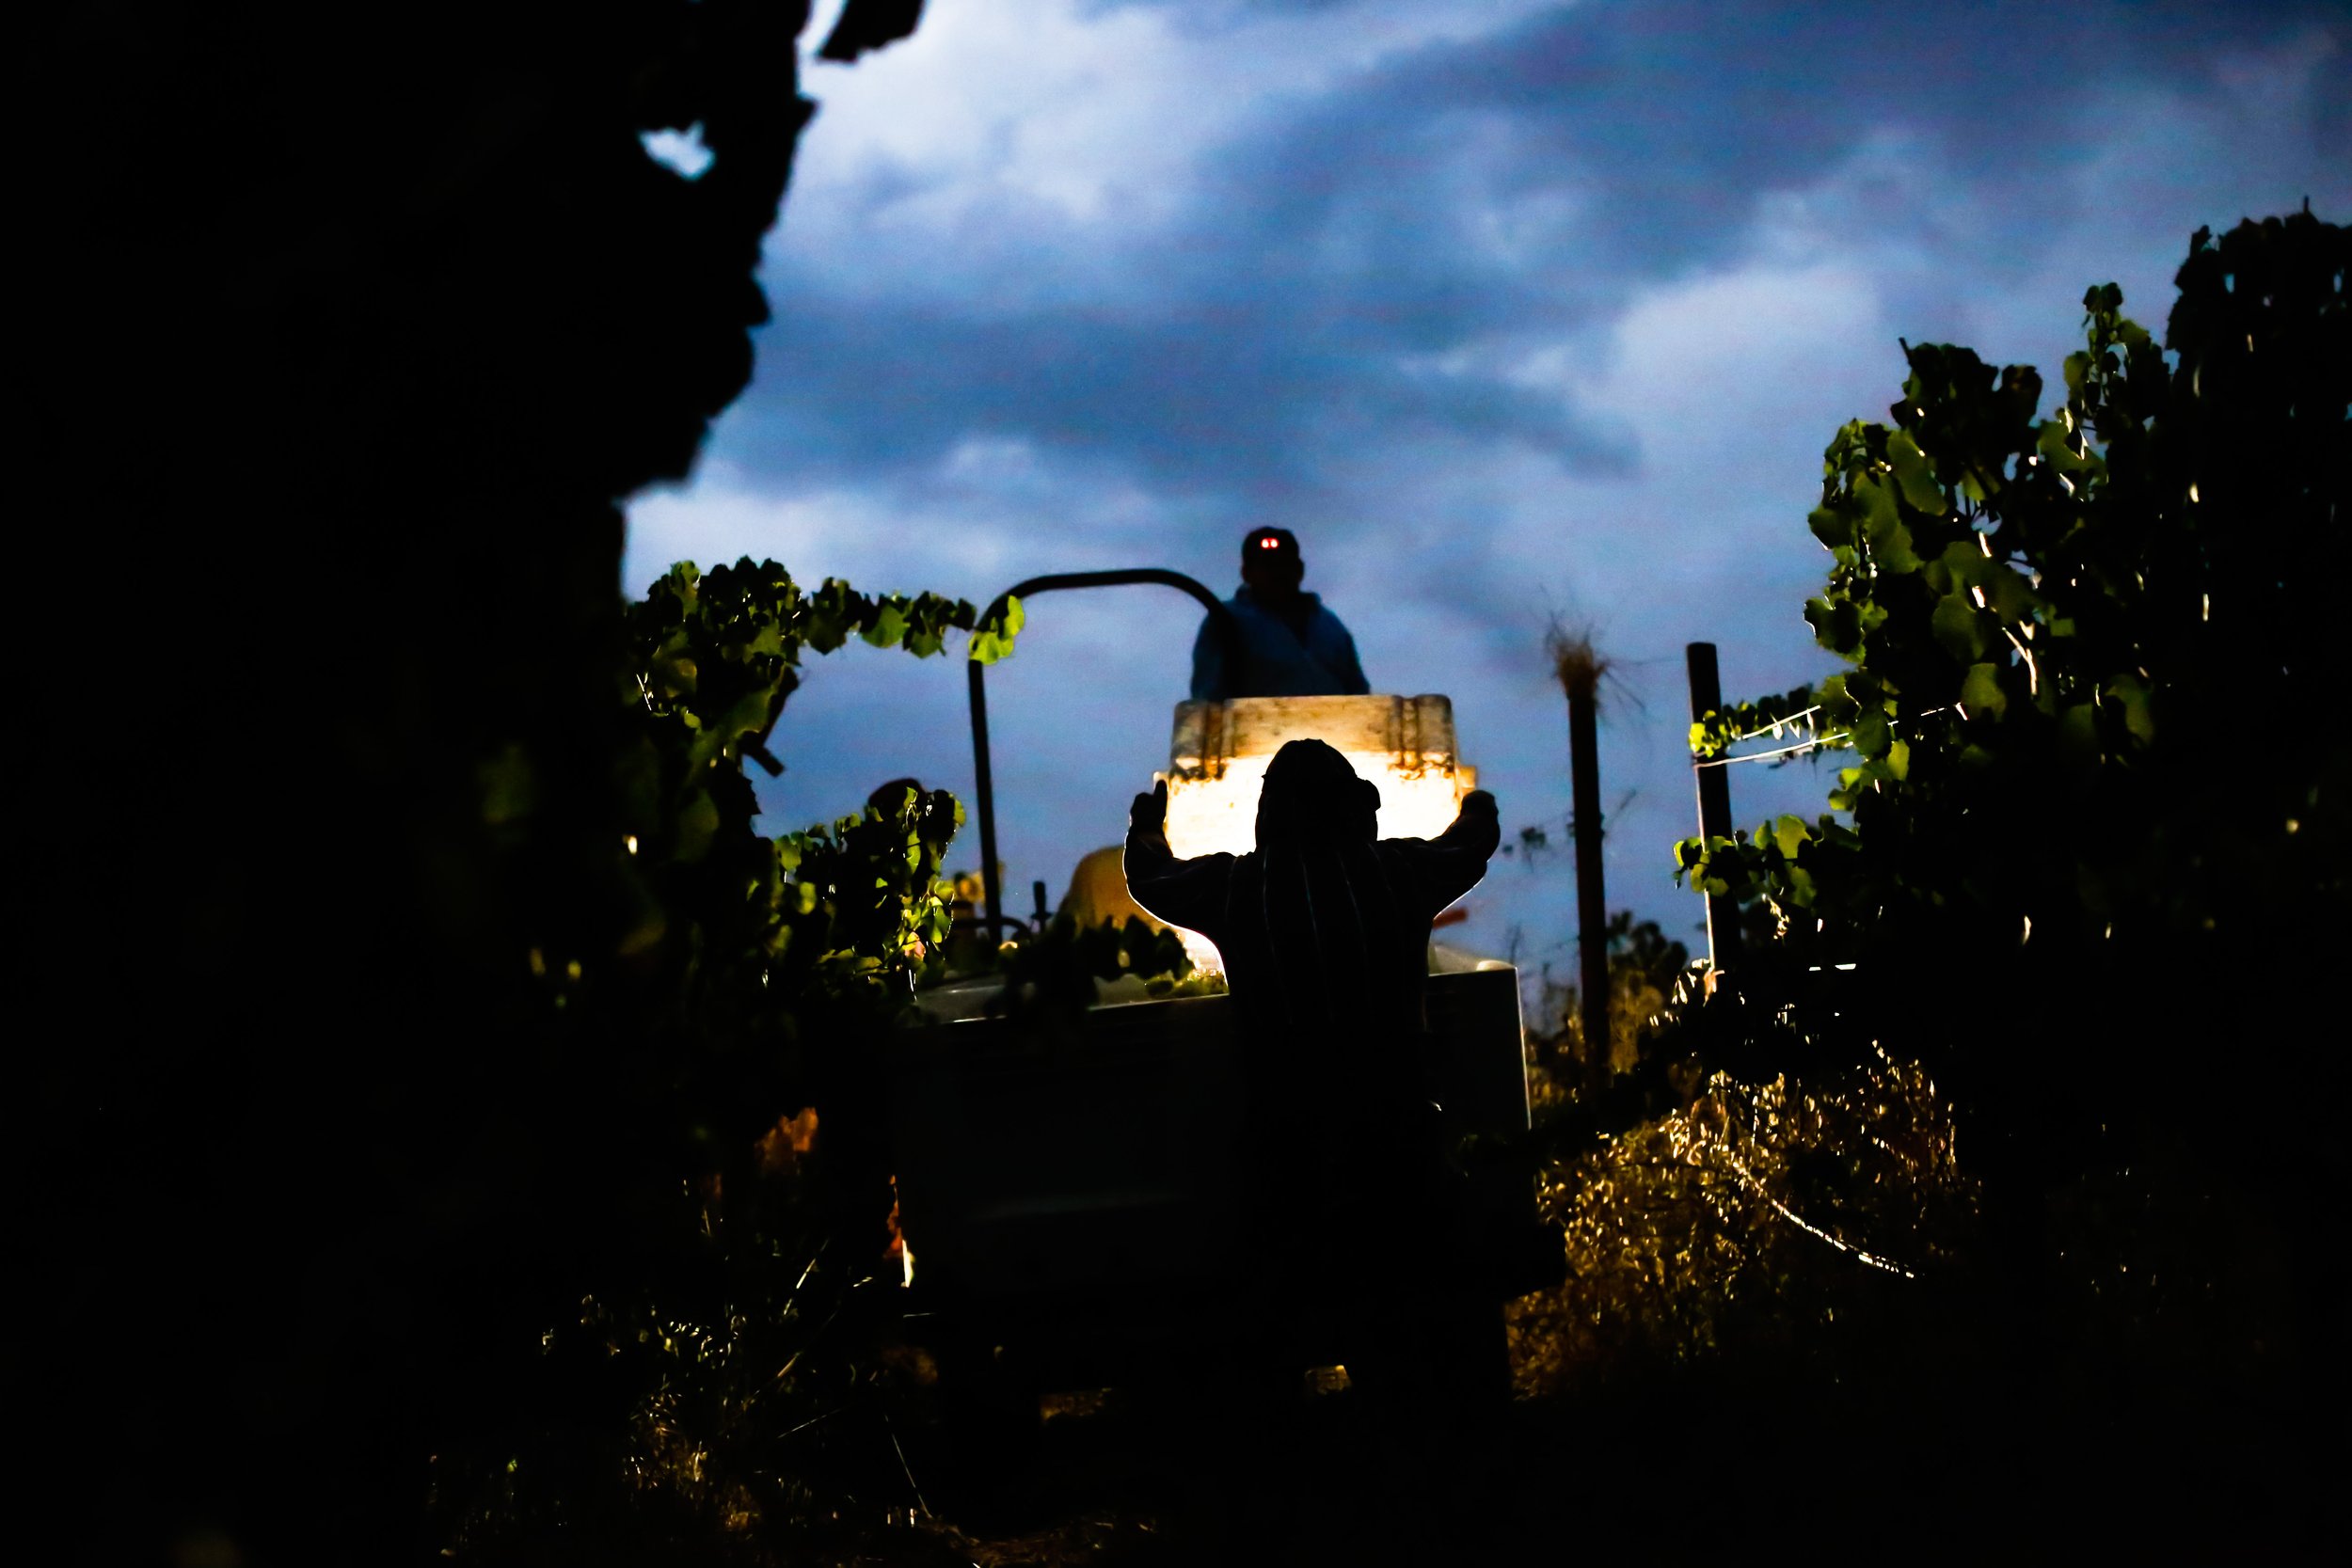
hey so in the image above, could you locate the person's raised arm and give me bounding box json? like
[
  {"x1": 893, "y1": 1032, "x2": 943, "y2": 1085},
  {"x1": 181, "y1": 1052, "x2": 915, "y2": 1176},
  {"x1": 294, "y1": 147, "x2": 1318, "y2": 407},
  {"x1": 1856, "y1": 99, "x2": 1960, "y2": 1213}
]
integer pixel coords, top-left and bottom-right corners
[
  {"x1": 1123, "y1": 778, "x2": 1232, "y2": 938},
  {"x1": 1126, "y1": 779, "x2": 1175, "y2": 875},
  {"x1": 1399, "y1": 788, "x2": 1501, "y2": 915}
]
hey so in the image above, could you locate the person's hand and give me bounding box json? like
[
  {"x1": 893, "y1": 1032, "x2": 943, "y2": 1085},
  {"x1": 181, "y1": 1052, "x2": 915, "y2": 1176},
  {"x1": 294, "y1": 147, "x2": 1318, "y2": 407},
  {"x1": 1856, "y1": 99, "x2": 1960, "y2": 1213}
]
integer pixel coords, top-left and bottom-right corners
[{"x1": 1130, "y1": 778, "x2": 1168, "y2": 834}]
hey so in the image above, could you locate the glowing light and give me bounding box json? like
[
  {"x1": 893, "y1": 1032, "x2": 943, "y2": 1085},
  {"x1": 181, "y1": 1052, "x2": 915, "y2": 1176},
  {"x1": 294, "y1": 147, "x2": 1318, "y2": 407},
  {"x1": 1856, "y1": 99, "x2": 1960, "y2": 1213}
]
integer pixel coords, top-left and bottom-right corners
[
  {"x1": 626, "y1": 834, "x2": 640, "y2": 855},
  {"x1": 1157, "y1": 695, "x2": 1478, "y2": 973}
]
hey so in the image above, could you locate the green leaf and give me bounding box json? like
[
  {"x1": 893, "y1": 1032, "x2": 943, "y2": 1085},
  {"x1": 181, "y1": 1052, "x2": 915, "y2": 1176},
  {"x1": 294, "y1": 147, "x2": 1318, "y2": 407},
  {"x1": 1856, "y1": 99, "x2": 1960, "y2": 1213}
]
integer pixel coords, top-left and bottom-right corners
[
  {"x1": 1886, "y1": 429, "x2": 1947, "y2": 515},
  {"x1": 1960, "y1": 662, "x2": 2009, "y2": 719},
  {"x1": 1937, "y1": 540, "x2": 1989, "y2": 587},
  {"x1": 1854, "y1": 452, "x2": 1894, "y2": 513},
  {"x1": 2106, "y1": 673, "x2": 2155, "y2": 743},
  {"x1": 1931, "y1": 593, "x2": 1987, "y2": 663},
  {"x1": 861, "y1": 601, "x2": 910, "y2": 649},
  {"x1": 1869, "y1": 514, "x2": 1921, "y2": 574},
  {"x1": 712, "y1": 687, "x2": 773, "y2": 746},
  {"x1": 1985, "y1": 564, "x2": 2038, "y2": 622},
  {"x1": 968, "y1": 594, "x2": 1025, "y2": 665},
  {"x1": 1851, "y1": 706, "x2": 1891, "y2": 759},
  {"x1": 1807, "y1": 502, "x2": 1856, "y2": 549},
  {"x1": 1806, "y1": 595, "x2": 1862, "y2": 657},
  {"x1": 1772, "y1": 815, "x2": 1809, "y2": 859},
  {"x1": 2062, "y1": 351, "x2": 2092, "y2": 398},
  {"x1": 675, "y1": 790, "x2": 721, "y2": 864},
  {"x1": 1816, "y1": 818, "x2": 1862, "y2": 852},
  {"x1": 2056, "y1": 702, "x2": 2100, "y2": 769}
]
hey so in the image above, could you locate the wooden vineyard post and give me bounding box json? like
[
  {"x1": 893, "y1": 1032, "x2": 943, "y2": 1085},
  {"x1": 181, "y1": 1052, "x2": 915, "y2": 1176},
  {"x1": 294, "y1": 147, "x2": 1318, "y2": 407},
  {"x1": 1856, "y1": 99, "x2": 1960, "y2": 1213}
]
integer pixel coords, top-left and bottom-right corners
[
  {"x1": 1686, "y1": 641, "x2": 1740, "y2": 978},
  {"x1": 1567, "y1": 673, "x2": 1611, "y2": 1091},
  {"x1": 1548, "y1": 626, "x2": 1613, "y2": 1090}
]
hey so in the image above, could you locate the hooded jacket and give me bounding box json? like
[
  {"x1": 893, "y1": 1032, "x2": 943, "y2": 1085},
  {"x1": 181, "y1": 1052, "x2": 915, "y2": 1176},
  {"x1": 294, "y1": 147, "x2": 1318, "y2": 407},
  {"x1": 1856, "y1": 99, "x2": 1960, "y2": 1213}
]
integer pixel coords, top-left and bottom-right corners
[{"x1": 1188, "y1": 587, "x2": 1370, "y2": 701}]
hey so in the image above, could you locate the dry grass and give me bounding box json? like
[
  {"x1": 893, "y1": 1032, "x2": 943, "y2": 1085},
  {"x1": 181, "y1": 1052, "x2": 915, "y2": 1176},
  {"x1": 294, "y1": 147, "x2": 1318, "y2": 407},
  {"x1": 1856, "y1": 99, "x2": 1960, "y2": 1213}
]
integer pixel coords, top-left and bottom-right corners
[{"x1": 1507, "y1": 1056, "x2": 1975, "y2": 1400}]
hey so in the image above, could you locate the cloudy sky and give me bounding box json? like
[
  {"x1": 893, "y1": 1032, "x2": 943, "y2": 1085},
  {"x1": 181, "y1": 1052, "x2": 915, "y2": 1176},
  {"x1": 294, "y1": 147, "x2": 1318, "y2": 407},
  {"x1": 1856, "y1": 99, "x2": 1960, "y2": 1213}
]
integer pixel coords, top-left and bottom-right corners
[{"x1": 627, "y1": 0, "x2": 2346, "y2": 977}]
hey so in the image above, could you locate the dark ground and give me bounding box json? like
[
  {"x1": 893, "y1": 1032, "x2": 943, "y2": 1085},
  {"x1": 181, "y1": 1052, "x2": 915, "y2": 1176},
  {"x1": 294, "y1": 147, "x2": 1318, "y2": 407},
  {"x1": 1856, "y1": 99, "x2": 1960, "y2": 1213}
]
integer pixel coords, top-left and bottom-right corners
[{"x1": 834, "y1": 1343, "x2": 2321, "y2": 1565}]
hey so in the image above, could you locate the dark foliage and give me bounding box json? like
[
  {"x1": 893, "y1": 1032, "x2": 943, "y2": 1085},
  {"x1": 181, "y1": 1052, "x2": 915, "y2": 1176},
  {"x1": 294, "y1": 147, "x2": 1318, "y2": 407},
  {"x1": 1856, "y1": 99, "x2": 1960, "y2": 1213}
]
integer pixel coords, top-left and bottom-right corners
[
  {"x1": 17, "y1": 5, "x2": 938, "y2": 1562},
  {"x1": 1661, "y1": 210, "x2": 2348, "y2": 1397}
]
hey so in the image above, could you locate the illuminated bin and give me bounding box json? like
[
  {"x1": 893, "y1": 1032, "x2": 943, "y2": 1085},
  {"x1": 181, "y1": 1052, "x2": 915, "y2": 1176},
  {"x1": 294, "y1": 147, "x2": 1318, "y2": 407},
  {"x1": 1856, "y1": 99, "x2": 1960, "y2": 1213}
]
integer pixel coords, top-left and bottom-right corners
[{"x1": 1156, "y1": 693, "x2": 1479, "y2": 972}]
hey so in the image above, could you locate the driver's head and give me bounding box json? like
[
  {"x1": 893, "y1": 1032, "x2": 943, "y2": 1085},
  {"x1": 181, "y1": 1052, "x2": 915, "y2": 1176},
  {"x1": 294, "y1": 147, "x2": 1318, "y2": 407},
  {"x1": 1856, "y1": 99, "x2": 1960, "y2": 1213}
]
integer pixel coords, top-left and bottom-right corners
[
  {"x1": 1255, "y1": 738, "x2": 1380, "y2": 849},
  {"x1": 1240, "y1": 526, "x2": 1305, "y2": 598}
]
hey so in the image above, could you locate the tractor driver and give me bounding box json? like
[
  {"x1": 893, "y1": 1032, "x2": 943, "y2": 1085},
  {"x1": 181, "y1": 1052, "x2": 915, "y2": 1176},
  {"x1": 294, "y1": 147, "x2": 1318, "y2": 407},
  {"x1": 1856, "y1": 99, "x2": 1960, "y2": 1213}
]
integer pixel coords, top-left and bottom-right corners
[{"x1": 1189, "y1": 527, "x2": 1370, "y2": 701}]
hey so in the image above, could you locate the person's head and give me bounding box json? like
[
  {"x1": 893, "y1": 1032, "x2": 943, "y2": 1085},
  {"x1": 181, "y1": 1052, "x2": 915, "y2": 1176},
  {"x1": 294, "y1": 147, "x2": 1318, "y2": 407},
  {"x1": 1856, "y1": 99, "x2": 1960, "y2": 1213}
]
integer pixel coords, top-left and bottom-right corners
[
  {"x1": 1240, "y1": 526, "x2": 1305, "y2": 601},
  {"x1": 1255, "y1": 737, "x2": 1380, "y2": 849}
]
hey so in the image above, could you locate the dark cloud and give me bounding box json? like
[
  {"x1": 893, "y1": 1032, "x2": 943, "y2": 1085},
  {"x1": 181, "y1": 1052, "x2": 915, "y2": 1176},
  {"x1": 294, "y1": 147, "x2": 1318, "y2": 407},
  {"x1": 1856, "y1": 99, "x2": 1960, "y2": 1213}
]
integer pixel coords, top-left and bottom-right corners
[
  {"x1": 738, "y1": 0, "x2": 2343, "y2": 514},
  {"x1": 1243, "y1": 0, "x2": 2347, "y2": 293},
  {"x1": 731, "y1": 299, "x2": 1635, "y2": 506}
]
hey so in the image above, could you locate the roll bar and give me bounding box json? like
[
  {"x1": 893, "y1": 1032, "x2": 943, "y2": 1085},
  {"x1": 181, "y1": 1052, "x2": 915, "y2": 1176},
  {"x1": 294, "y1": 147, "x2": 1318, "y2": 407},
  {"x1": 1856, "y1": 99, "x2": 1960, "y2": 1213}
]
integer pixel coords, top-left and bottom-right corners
[{"x1": 967, "y1": 569, "x2": 1234, "y2": 934}]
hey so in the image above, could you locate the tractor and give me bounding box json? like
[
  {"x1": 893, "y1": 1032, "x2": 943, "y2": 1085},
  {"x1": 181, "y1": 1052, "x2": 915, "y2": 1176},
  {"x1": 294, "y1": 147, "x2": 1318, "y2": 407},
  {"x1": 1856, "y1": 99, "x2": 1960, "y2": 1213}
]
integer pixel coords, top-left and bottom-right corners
[{"x1": 884, "y1": 573, "x2": 1543, "y2": 1478}]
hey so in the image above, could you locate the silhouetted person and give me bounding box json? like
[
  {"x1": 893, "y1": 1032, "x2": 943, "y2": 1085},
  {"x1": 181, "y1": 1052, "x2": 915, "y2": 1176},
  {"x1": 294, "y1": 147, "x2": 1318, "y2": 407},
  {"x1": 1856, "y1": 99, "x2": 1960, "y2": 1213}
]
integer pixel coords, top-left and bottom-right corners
[
  {"x1": 1124, "y1": 741, "x2": 1502, "y2": 1494},
  {"x1": 1191, "y1": 527, "x2": 1371, "y2": 700},
  {"x1": 1126, "y1": 740, "x2": 1495, "y2": 1056}
]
